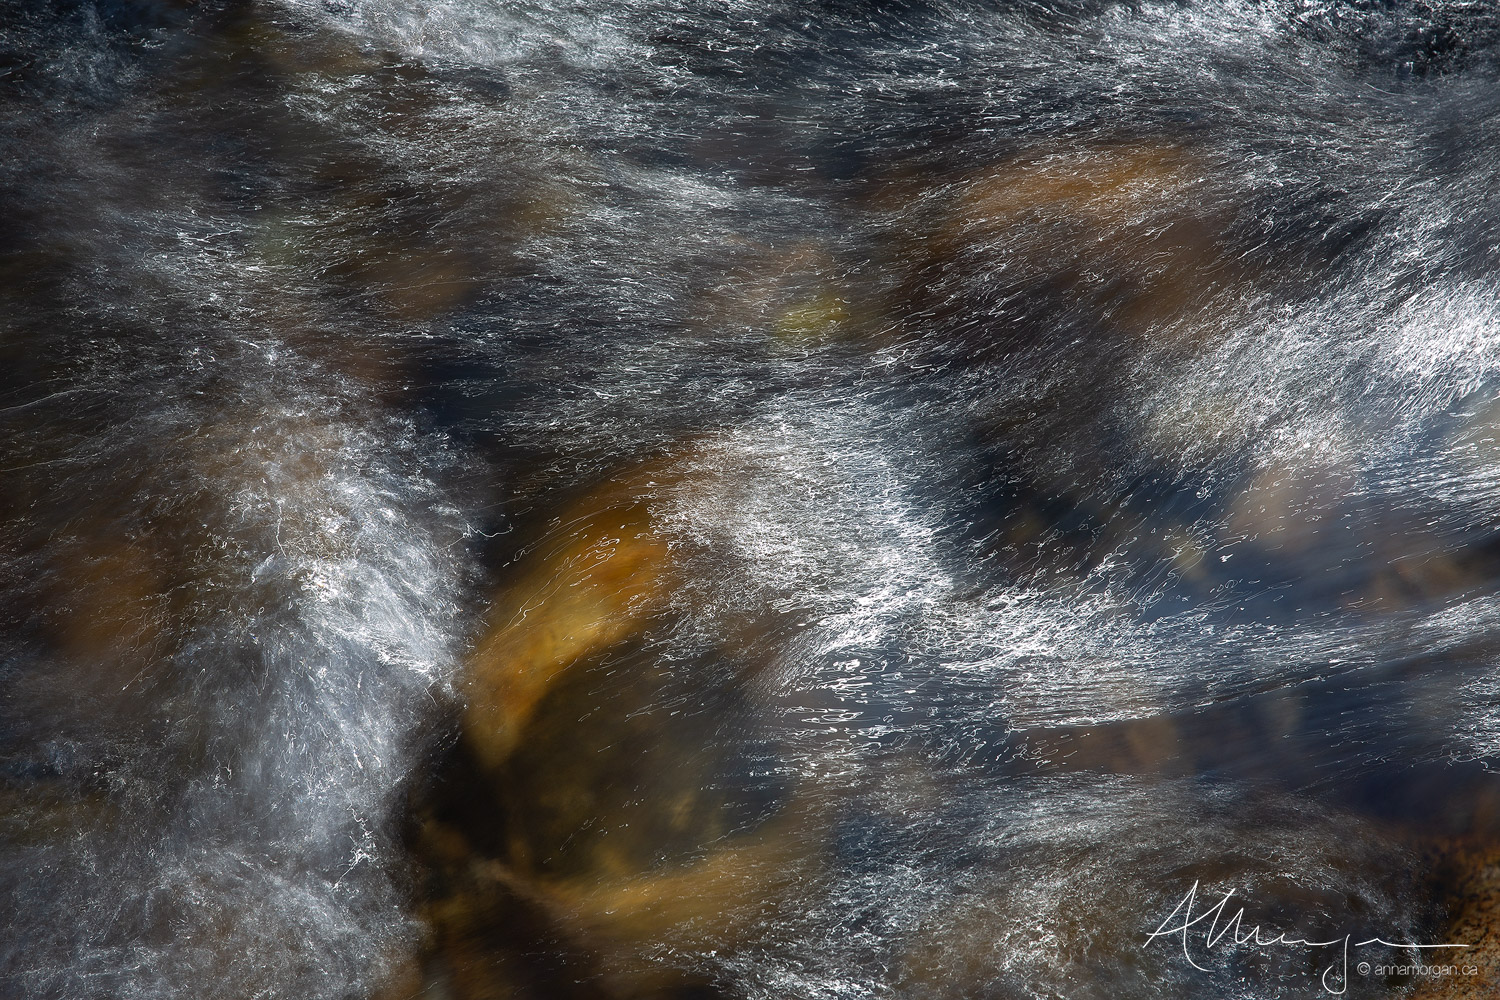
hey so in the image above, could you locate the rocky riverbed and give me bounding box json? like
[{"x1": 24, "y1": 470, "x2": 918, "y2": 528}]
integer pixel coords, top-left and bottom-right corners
[{"x1": 4, "y1": 1, "x2": 1500, "y2": 997}]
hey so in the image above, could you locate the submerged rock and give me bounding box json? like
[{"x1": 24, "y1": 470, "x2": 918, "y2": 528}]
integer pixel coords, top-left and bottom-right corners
[{"x1": 461, "y1": 479, "x2": 676, "y2": 772}]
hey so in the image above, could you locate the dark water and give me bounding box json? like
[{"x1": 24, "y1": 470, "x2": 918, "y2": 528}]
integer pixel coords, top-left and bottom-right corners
[{"x1": 4, "y1": 1, "x2": 1500, "y2": 997}]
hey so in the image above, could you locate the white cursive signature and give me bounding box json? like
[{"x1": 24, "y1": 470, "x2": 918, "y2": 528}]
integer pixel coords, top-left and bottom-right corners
[{"x1": 1143, "y1": 881, "x2": 1469, "y2": 995}]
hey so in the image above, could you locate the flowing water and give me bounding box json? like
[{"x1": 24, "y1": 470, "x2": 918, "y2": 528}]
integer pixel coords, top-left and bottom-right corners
[{"x1": 4, "y1": 1, "x2": 1500, "y2": 998}]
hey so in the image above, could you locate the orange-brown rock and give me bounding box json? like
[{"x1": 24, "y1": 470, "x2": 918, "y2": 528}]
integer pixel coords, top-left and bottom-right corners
[
  {"x1": 878, "y1": 140, "x2": 1248, "y2": 357},
  {"x1": 955, "y1": 143, "x2": 1241, "y2": 339},
  {"x1": 1412, "y1": 842, "x2": 1500, "y2": 999},
  {"x1": 492, "y1": 793, "x2": 825, "y2": 997},
  {"x1": 461, "y1": 483, "x2": 676, "y2": 773}
]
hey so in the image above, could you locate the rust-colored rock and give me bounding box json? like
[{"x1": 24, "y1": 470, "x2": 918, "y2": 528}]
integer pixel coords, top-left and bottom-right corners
[
  {"x1": 461, "y1": 484, "x2": 675, "y2": 772},
  {"x1": 1413, "y1": 842, "x2": 1500, "y2": 999}
]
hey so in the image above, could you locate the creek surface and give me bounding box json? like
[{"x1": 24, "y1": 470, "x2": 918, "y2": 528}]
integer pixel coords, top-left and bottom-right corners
[{"x1": 3, "y1": 1, "x2": 1500, "y2": 998}]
